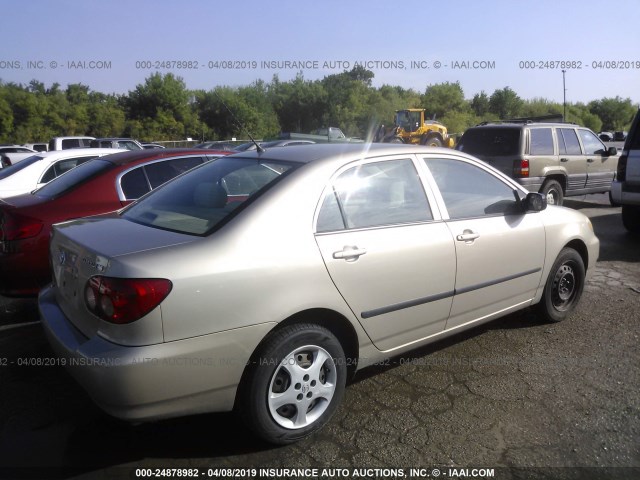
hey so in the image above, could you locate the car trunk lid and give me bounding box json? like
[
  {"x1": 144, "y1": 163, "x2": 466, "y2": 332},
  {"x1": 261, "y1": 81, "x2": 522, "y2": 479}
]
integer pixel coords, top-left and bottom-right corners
[{"x1": 50, "y1": 215, "x2": 198, "y2": 341}]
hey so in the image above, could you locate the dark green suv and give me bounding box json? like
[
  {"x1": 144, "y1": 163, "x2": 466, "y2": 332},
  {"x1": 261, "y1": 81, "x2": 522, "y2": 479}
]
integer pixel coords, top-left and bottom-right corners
[{"x1": 456, "y1": 121, "x2": 619, "y2": 206}]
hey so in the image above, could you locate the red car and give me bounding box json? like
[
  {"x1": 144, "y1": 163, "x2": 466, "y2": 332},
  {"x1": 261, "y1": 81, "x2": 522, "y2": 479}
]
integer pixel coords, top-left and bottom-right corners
[{"x1": 0, "y1": 149, "x2": 229, "y2": 296}]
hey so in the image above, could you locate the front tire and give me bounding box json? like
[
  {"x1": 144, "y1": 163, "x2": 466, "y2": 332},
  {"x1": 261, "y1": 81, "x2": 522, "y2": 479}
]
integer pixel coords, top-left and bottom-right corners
[
  {"x1": 537, "y1": 248, "x2": 585, "y2": 323},
  {"x1": 239, "y1": 324, "x2": 346, "y2": 444},
  {"x1": 422, "y1": 136, "x2": 443, "y2": 147},
  {"x1": 541, "y1": 179, "x2": 564, "y2": 206}
]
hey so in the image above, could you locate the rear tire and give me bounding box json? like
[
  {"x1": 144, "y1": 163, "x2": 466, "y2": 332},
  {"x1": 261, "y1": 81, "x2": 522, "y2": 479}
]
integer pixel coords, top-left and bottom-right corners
[
  {"x1": 541, "y1": 179, "x2": 564, "y2": 206},
  {"x1": 622, "y1": 205, "x2": 640, "y2": 233},
  {"x1": 239, "y1": 323, "x2": 346, "y2": 445},
  {"x1": 537, "y1": 248, "x2": 585, "y2": 323}
]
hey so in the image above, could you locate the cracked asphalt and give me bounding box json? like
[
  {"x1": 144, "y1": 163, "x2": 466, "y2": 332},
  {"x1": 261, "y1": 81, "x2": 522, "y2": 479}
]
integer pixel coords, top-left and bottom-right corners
[{"x1": 0, "y1": 194, "x2": 638, "y2": 480}]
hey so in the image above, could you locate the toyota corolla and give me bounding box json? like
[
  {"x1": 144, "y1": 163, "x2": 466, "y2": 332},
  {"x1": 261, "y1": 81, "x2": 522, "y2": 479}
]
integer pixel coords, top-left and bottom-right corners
[{"x1": 39, "y1": 143, "x2": 599, "y2": 444}]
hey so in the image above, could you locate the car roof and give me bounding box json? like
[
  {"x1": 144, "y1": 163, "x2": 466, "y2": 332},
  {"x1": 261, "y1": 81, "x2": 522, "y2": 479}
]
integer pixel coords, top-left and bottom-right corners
[
  {"x1": 469, "y1": 122, "x2": 584, "y2": 129},
  {"x1": 93, "y1": 137, "x2": 138, "y2": 141},
  {"x1": 50, "y1": 136, "x2": 95, "y2": 139},
  {"x1": 38, "y1": 148, "x2": 122, "y2": 159},
  {"x1": 95, "y1": 148, "x2": 225, "y2": 166},
  {"x1": 230, "y1": 142, "x2": 462, "y2": 165}
]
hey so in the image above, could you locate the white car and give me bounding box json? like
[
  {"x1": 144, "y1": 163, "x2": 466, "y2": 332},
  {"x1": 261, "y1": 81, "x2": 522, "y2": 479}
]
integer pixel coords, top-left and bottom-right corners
[{"x1": 0, "y1": 148, "x2": 122, "y2": 198}]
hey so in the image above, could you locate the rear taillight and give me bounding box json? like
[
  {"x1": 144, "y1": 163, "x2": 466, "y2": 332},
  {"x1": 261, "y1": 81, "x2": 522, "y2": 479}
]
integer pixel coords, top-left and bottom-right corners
[
  {"x1": 84, "y1": 276, "x2": 172, "y2": 324},
  {"x1": 617, "y1": 152, "x2": 628, "y2": 181},
  {"x1": 513, "y1": 159, "x2": 529, "y2": 177},
  {"x1": 0, "y1": 212, "x2": 43, "y2": 241}
]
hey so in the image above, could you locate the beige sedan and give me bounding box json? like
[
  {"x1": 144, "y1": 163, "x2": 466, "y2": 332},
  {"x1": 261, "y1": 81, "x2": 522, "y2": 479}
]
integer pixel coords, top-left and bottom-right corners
[{"x1": 40, "y1": 143, "x2": 599, "y2": 444}]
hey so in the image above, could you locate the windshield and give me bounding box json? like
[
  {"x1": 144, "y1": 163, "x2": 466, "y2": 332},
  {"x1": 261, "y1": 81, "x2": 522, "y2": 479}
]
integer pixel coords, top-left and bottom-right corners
[
  {"x1": 456, "y1": 128, "x2": 521, "y2": 156},
  {"x1": 0, "y1": 155, "x2": 42, "y2": 179},
  {"x1": 34, "y1": 159, "x2": 113, "y2": 198},
  {"x1": 123, "y1": 157, "x2": 297, "y2": 235}
]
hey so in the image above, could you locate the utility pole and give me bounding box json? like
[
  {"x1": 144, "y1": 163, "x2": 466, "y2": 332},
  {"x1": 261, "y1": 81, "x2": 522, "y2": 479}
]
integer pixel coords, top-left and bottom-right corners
[{"x1": 562, "y1": 70, "x2": 567, "y2": 122}]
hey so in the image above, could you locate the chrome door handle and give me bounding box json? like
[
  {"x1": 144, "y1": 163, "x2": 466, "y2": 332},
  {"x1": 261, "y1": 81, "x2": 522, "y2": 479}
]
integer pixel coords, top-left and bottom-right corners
[
  {"x1": 456, "y1": 230, "x2": 480, "y2": 243},
  {"x1": 333, "y1": 246, "x2": 367, "y2": 260}
]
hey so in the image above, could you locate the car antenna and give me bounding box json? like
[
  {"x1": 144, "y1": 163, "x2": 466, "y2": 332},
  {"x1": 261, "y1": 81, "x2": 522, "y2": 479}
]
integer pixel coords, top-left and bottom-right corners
[{"x1": 213, "y1": 91, "x2": 265, "y2": 153}]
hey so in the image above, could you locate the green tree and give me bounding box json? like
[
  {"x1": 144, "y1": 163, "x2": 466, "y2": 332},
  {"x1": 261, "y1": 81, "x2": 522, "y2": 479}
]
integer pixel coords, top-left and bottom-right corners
[
  {"x1": 269, "y1": 73, "x2": 327, "y2": 133},
  {"x1": 588, "y1": 96, "x2": 637, "y2": 131},
  {"x1": 470, "y1": 91, "x2": 490, "y2": 117},
  {"x1": 422, "y1": 82, "x2": 468, "y2": 119},
  {"x1": 489, "y1": 87, "x2": 524, "y2": 119},
  {"x1": 125, "y1": 73, "x2": 195, "y2": 138}
]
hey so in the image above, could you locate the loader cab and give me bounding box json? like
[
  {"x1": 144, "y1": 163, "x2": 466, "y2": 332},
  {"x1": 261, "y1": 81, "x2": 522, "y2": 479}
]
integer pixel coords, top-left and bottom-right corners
[{"x1": 395, "y1": 109, "x2": 423, "y2": 133}]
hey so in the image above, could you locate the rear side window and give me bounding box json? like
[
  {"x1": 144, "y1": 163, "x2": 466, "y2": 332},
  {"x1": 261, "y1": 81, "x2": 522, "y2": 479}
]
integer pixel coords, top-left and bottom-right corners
[
  {"x1": 457, "y1": 128, "x2": 521, "y2": 156},
  {"x1": 558, "y1": 128, "x2": 582, "y2": 155},
  {"x1": 145, "y1": 156, "x2": 204, "y2": 188},
  {"x1": 317, "y1": 159, "x2": 432, "y2": 232},
  {"x1": 120, "y1": 157, "x2": 205, "y2": 200},
  {"x1": 121, "y1": 168, "x2": 150, "y2": 199},
  {"x1": 529, "y1": 128, "x2": 554, "y2": 155}
]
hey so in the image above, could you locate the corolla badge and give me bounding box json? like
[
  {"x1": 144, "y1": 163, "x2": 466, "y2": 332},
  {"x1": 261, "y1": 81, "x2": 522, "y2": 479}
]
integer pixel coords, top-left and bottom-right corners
[{"x1": 82, "y1": 255, "x2": 108, "y2": 272}]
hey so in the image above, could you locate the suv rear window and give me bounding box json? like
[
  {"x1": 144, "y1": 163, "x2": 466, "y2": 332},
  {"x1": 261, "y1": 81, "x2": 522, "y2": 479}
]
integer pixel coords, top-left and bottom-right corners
[{"x1": 457, "y1": 128, "x2": 521, "y2": 156}]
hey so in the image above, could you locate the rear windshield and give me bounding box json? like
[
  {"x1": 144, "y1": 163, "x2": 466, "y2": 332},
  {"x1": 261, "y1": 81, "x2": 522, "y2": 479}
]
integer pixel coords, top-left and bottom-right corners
[
  {"x1": 34, "y1": 159, "x2": 113, "y2": 198},
  {"x1": 0, "y1": 155, "x2": 42, "y2": 179},
  {"x1": 122, "y1": 157, "x2": 297, "y2": 235},
  {"x1": 457, "y1": 128, "x2": 521, "y2": 156}
]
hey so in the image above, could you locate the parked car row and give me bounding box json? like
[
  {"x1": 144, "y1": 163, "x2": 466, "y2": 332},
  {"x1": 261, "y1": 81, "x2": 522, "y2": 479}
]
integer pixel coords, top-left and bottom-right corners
[
  {"x1": 0, "y1": 148, "x2": 229, "y2": 296},
  {"x1": 0, "y1": 148, "x2": 123, "y2": 199}
]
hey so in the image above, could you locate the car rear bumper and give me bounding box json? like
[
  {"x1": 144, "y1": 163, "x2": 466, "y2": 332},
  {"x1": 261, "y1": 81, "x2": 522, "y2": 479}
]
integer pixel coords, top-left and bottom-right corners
[
  {"x1": 39, "y1": 284, "x2": 275, "y2": 422},
  {"x1": 516, "y1": 177, "x2": 544, "y2": 193},
  {"x1": 611, "y1": 180, "x2": 640, "y2": 206}
]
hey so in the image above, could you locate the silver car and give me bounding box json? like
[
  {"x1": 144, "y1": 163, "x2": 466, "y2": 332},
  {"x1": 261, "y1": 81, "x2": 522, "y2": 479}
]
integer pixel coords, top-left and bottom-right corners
[{"x1": 40, "y1": 143, "x2": 599, "y2": 444}]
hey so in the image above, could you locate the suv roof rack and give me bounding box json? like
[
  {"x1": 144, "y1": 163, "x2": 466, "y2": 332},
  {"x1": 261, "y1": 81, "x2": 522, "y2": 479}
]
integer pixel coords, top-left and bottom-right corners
[{"x1": 476, "y1": 114, "x2": 580, "y2": 126}]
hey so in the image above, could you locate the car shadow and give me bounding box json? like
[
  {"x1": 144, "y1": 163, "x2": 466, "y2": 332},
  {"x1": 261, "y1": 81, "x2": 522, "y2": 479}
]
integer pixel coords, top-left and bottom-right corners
[
  {"x1": 563, "y1": 197, "x2": 614, "y2": 210},
  {"x1": 587, "y1": 212, "x2": 640, "y2": 262},
  {"x1": 350, "y1": 307, "x2": 541, "y2": 384}
]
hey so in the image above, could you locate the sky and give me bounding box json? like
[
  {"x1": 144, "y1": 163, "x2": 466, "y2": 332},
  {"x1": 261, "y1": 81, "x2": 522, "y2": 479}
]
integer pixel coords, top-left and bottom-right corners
[{"x1": 2, "y1": 0, "x2": 639, "y2": 104}]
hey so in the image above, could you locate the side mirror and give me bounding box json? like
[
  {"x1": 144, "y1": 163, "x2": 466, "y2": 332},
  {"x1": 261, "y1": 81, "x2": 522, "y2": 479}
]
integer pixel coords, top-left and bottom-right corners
[
  {"x1": 522, "y1": 192, "x2": 546, "y2": 212},
  {"x1": 606, "y1": 146, "x2": 618, "y2": 156}
]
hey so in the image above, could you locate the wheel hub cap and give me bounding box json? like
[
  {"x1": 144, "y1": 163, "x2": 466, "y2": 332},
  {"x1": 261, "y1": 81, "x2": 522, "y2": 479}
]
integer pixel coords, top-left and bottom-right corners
[
  {"x1": 267, "y1": 345, "x2": 337, "y2": 429},
  {"x1": 553, "y1": 264, "x2": 575, "y2": 307}
]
